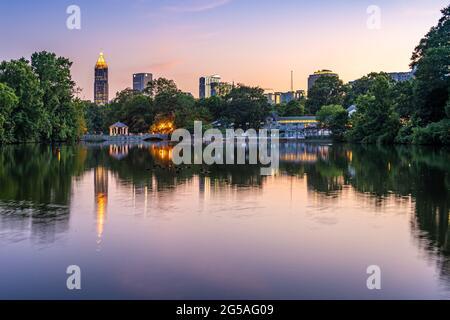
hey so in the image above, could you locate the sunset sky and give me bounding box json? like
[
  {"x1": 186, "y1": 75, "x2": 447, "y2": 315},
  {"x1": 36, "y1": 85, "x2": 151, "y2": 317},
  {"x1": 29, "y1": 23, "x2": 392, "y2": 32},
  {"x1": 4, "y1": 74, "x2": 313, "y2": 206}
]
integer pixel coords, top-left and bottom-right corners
[{"x1": 0, "y1": 0, "x2": 447, "y2": 99}]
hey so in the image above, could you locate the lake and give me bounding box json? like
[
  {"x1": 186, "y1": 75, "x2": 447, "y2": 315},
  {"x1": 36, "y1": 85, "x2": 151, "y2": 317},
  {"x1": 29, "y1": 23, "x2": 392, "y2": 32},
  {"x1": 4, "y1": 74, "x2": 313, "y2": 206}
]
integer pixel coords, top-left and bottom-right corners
[{"x1": 0, "y1": 142, "x2": 449, "y2": 299}]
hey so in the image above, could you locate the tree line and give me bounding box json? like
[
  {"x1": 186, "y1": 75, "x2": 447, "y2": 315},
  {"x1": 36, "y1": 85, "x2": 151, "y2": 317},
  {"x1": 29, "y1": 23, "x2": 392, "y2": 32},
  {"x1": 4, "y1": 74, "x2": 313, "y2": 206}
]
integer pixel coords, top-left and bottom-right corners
[
  {"x1": 312, "y1": 5, "x2": 449, "y2": 145},
  {"x1": 0, "y1": 52, "x2": 85, "y2": 144},
  {"x1": 0, "y1": 5, "x2": 448, "y2": 145},
  {"x1": 85, "y1": 79, "x2": 270, "y2": 135}
]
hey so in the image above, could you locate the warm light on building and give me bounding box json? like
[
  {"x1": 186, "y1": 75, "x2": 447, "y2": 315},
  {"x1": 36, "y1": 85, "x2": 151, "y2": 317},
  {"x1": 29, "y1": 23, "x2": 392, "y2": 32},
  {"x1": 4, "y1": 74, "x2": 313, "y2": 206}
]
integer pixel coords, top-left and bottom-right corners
[
  {"x1": 151, "y1": 120, "x2": 175, "y2": 134},
  {"x1": 94, "y1": 52, "x2": 109, "y2": 105}
]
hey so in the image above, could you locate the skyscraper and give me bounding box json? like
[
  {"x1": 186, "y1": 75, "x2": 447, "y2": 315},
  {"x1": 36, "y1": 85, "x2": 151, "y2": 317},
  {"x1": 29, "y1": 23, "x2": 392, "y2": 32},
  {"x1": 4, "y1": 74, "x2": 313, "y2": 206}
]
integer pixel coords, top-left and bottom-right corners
[
  {"x1": 307, "y1": 69, "x2": 338, "y2": 91},
  {"x1": 94, "y1": 52, "x2": 109, "y2": 105},
  {"x1": 199, "y1": 75, "x2": 221, "y2": 99},
  {"x1": 133, "y1": 73, "x2": 153, "y2": 92}
]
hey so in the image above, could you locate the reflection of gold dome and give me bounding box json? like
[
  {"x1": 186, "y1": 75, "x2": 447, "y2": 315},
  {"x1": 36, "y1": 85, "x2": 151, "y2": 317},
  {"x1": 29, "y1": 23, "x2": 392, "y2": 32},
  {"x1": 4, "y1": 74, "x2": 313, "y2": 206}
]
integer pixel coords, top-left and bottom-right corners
[
  {"x1": 95, "y1": 52, "x2": 108, "y2": 69},
  {"x1": 96, "y1": 192, "x2": 107, "y2": 238},
  {"x1": 150, "y1": 145, "x2": 173, "y2": 164}
]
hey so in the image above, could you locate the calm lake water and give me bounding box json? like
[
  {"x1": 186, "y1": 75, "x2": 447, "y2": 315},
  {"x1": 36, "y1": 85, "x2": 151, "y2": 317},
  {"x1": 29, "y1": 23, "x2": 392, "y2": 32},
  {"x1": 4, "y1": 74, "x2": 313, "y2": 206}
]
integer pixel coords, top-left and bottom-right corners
[{"x1": 0, "y1": 142, "x2": 449, "y2": 299}]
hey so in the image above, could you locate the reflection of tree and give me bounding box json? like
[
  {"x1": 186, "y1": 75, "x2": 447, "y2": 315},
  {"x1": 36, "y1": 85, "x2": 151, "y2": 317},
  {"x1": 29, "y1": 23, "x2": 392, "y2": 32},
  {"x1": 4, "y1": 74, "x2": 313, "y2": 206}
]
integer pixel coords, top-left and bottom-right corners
[
  {"x1": 0, "y1": 145, "x2": 86, "y2": 244},
  {"x1": 349, "y1": 144, "x2": 450, "y2": 287},
  {"x1": 278, "y1": 142, "x2": 450, "y2": 286},
  {"x1": 279, "y1": 143, "x2": 349, "y2": 195},
  {"x1": 0, "y1": 142, "x2": 449, "y2": 287},
  {"x1": 85, "y1": 144, "x2": 265, "y2": 191}
]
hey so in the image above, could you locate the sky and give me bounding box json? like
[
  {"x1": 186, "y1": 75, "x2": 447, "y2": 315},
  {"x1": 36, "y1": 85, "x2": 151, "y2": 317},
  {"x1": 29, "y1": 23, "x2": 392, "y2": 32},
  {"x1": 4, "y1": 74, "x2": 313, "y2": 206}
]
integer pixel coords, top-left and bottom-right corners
[{"x1": 0, "y1": 0, "x2": 448, "y2": 99}]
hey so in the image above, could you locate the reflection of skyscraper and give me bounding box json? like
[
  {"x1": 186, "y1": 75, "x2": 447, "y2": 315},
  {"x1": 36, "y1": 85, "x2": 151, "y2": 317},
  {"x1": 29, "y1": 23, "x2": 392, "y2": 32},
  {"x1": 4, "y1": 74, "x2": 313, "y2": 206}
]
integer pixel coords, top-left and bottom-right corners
[
  {"x1": 94, "y1": 167, "x2": 109, "y2": 240},
  {"x1": 94, "y1": 53, "x2": 109, "y2": 105}
]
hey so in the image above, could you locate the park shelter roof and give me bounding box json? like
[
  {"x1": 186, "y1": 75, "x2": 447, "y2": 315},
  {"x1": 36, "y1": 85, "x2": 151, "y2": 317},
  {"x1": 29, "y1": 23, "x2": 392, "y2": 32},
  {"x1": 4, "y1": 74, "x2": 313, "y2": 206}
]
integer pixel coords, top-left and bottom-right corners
[{"x1": 110, "y1": 122, "x2": 128, "y2": 128}]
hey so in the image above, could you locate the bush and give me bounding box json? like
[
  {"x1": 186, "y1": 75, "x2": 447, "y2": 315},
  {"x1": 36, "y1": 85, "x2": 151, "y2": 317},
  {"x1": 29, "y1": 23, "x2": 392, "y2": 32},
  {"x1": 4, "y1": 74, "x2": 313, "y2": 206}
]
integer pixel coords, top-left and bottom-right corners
[
  {"x1": 446, "y1": 99, "x2": 450, "y2": 118},
  {"x1": 412, "y1": 119, "x2": 450, "y2": 145},
  {"x1": 395, "y1": 123, "x2": 414, "y2": 144}
]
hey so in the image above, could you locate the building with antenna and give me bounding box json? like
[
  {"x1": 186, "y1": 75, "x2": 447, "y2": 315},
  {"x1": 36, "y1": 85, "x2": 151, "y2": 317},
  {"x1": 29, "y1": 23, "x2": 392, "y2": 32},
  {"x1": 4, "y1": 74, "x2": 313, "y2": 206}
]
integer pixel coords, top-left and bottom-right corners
[{"x1": 264, "y1": 71, "x2": 305, "y2": 105}]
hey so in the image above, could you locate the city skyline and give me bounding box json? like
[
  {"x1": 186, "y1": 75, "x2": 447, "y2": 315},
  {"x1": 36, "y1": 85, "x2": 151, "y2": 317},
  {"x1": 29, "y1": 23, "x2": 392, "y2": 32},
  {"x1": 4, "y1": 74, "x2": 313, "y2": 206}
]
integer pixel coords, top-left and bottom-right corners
[{"x1": 0, "y1": 0, "x2": 447, "y2": 99}]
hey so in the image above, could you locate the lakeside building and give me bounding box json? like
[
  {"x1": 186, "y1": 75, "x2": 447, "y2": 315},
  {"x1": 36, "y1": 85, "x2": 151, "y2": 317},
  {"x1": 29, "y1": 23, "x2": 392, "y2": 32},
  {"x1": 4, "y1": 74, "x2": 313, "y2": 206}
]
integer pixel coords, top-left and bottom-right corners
[
  {"x1": 266, "y1": 116, "x2": 329, "y2": 139},
  {"x1": 109, "y1": 122, "x2": 129, "y2": 136},
  {"x1": 133, "y1": 73, "x2": 153, "y2": 92},
  {"x1": 307, "y1": 69, "x2": 338, "y2": 91},
  {"x1": 94, "y1": 53, "x2": 109, "y2": 105}
]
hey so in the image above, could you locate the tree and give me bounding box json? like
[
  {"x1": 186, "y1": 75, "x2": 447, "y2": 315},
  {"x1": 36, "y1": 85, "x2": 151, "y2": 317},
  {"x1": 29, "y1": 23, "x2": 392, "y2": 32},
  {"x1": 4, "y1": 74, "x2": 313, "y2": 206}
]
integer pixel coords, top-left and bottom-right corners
[
  {"x1": 316, "y1": 105, "x2": 348, "y2": 141},
  {"x1": 410, "y1": 5, "x2": 450, "y2": 125},
  {"x1": 306, "y1": 75, "x2": 346, "y2": 114},
  {"x1": 0, "y1": 58, "x2": 44, "y2": 142},
  {"x1": 197, "y1": 96, "x2": 224, "y2": 120},
  {"x1": 84, "y1": 101, "x2": 106, "y2": 134},
  {"x1": 346, "y1": 74, "x2": 400, "y2": 144},
  {"x1": 105, "y1": 88, "x2": 154, "y2": 133},
  {"x1": 392, "y1": 80, "x2": 416, "y2": 120},
  {"x1": 175, "y1": 94, "x2": 212, "y2": 131},
  {"x1": 0, "y1": 83, "x2": 18, "y2": 143},
  {"x1": 31, "y1": 51, "x2": 79, "y2": 141},
  {"x1": 446, "y1": 99, "x2": 450, "y2": 118},
  {"x1": 345, "y1": 72, "x2": 394, "y2": 107},
  {"x1": 413, "y1": 47, "x2": 450, "y2": 124},
  {"x1": 278, "y1": 100, "x2": 305, "y2": 117},
  {"x1": 223, "y1": 85, "x2": 270, "y2": 129},
  {"x1": 412, "y1": 118, "x2": 450, "y2": 145},
  {"x1": 72, "y1": 98, "x2": 87, "y2": 137}
]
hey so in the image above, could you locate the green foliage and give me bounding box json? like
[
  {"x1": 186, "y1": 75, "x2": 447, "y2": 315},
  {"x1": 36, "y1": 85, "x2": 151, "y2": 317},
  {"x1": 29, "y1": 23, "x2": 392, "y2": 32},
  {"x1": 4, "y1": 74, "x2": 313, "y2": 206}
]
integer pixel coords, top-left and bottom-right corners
[
  {"x1": 93, "y1": 79, "x2": 215, "y2": 133},
  {"x1": 413, "y1": 46, "x2": 450, "y2": 124},
  {"x1": 446, "y1": 99, "x2": 450, "y2": 118},
  {"x1": 395, "y1": 122, "x2": 415, "y2": 144},
  {"x1": 31, "y1": 51, "x2": 80, "y2": 141},
  {"x1": 176, "y1": 95, "x2": 212, "y2": 132},
  {"x1": 222, "y1": 85, "x2": 270, "y2": 129},
  {"x1": 346, "y1": 74, "x2": 400, "y2": 144},
  {"x1": 316, "y1": 104, "x2": 348, "y2": 141},
  {"x1": 0, "y1": 52, "x2": 85, "y2": 143},
  {"x1": 306, "y1": 75, "x2": 346, "y2": 114},
  {"x1": 344, "y1": 72, "x2": 393, "y2": 107},
  {"x1": 84, "y1": 101, "x2": 106, "y2": 134},
  {"x1": 278, "y1": 100, "x2": 305, "y2": 117},
  {"x1": 106, "y1": 88, "x2": 154, "y2": 133},
  {"x1": 0, "y1": 83, "x2": 19, "y2": 143},
  {"x1": 196, "y1": 96, "x2": 224, "y2": 120},
  {"x1": 393, "y1": 80, "x2": 416, "y2": 120},
  {"x1": 0, "y1": 58, "x2": 44, "y2": 142},
  {"x1": 411, "y1": 119, "x2": 450, "y2": 145},
  {"x1": 411, "y1": 5, "x2": 450, "y2": 125}
]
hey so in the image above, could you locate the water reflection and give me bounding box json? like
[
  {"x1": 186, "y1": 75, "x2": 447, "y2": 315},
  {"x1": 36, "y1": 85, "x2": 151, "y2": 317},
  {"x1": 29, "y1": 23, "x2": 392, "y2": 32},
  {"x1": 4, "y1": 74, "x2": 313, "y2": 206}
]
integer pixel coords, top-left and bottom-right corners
[
  {"x1": 0, "y1": 142, "x2": 449, "y2": 298},
  {"x1": 94, "y1": 166, "x2": 108, "y2": 242}
]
